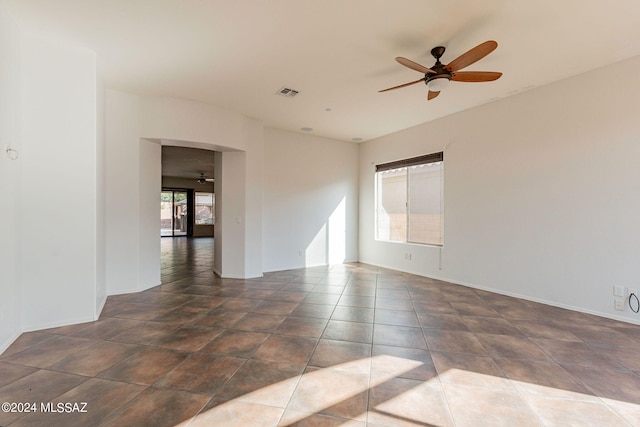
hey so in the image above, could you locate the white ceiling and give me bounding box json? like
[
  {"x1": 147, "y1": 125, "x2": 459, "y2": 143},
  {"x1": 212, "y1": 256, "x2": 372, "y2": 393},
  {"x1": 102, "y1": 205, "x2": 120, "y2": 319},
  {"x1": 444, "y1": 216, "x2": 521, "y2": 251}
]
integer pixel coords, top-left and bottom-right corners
[{"x1": 6, "y1": 0, "x2": 640, "y2": 142}]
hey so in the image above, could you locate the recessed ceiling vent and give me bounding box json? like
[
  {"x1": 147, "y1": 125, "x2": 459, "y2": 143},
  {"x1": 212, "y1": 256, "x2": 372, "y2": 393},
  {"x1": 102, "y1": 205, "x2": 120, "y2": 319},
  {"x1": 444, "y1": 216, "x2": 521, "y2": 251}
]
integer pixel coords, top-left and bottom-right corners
[{"x1": 276, "y1": 87, "x2": 300, "y2": 97}]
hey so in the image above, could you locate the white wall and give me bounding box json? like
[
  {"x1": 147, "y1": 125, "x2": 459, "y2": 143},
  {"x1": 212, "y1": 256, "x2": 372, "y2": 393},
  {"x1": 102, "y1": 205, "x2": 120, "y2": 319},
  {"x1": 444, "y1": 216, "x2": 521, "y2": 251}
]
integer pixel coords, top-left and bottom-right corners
[
  {"x1": 95, "y1": 71, "x2": 106, "y2": 316},
  {"x1": 263, "y1": 128, "x2": 359, "y2": 272},
  {"x1": 19, "y1": 32, "x2": 99, "y2": 330},
  {"x1": 359, "y1": 55, "x2": 640, "y2": 322},
  {"x1": 0, "y1": 4, "x2": 22, "y2": 353},
  {"x1": 139, "y1": 139, "x2": 161, "y2": 287},
  {"x1": 105, "y1": 90, "x2": 142, "y2": 295},
  {"x1": 105, "y1": 93, "x2": 265, "y2": 288}
]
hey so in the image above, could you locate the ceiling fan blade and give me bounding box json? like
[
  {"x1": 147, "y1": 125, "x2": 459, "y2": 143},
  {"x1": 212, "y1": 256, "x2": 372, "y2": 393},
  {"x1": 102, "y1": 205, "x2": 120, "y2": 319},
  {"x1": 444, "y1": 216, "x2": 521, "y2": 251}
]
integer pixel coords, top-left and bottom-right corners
[
  {"x1": 395, "y1": 57, "x2": 435, "y2": 74},
  {"x1": 379, "y1": 78, "x2": 425, "y2": 93},
  {"x1": 445, "y1": 40, "x2": 498, "y2": 72},
  {"x1": 451, "y1": 71, "x2": 502, "y2": 82},
  {"x1": 427, "y1": 91, "x2": 440, "y2": 100}
]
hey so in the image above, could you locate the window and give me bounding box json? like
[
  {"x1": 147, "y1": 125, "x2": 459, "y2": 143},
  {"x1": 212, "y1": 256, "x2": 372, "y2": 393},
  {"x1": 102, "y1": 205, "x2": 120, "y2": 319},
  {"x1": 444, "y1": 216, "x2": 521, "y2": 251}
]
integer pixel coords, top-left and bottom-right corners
[
  {"x1": 375, "y1": 152, "x2": 443, "y2": 246},
  {"x1": 195, "y1": 192, "x2": 215, "y2": 225}
]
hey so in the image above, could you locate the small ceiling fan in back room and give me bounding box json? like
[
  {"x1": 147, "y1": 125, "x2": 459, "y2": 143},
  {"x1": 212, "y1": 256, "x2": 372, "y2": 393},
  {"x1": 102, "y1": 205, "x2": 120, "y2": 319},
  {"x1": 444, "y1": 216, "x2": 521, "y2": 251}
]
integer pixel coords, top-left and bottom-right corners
[
  {"x1": 379, "y1": 40, "x2": 502, "y2": 101},
  {"x1": 197, "y1": 173, "x2": 214, "y2": 184}
]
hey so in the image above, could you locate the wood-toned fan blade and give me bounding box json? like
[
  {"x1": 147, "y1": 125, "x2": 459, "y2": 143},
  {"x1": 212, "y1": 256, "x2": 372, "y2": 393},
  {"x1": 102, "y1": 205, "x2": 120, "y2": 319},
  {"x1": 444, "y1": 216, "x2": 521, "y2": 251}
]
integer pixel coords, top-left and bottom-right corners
[
  {"x1": 427, "y1": 91, "x2": 440, "y2": 100},
  {"x1": 395, "y1": 57, "x2": 434, "y2": 74},
  {"x1": 379, "y1": 78, "x2": 425, "y2": 93},
  {"x1": 451, "y1": 71, "x2": 502, "y2": 82},
  {"x1": 445, "y1": 40, "x2": 498, "y2": 72}
]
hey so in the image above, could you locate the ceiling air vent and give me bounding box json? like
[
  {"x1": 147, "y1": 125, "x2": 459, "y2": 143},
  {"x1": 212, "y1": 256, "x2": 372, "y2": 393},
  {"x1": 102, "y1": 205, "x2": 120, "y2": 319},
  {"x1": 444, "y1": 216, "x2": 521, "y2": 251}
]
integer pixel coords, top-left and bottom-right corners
[{"x1": 276, "y1": 87, "x2": 300, "y2": 97}]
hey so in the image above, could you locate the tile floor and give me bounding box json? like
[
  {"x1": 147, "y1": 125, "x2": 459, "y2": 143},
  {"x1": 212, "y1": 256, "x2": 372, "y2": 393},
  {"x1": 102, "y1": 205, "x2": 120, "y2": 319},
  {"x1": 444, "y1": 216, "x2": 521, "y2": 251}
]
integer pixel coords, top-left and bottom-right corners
[{"x1": 2, "y1": 237, "x2": 640, "y2": 426}]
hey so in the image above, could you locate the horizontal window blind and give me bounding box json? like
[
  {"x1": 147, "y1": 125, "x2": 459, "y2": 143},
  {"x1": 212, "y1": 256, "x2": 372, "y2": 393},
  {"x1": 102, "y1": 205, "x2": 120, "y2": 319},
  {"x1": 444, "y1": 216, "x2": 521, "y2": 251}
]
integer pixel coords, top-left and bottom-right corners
[{"x1": 376, "y1": 152, "x2": 443, "y2": 172}]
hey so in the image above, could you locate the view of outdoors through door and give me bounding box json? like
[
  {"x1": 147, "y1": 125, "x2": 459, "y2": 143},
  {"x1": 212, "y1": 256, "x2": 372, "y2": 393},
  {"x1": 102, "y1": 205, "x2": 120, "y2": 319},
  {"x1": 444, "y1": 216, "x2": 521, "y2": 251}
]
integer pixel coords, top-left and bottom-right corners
[{"x1": 161, "y1": 190, "x2": 188, "y2": 236}]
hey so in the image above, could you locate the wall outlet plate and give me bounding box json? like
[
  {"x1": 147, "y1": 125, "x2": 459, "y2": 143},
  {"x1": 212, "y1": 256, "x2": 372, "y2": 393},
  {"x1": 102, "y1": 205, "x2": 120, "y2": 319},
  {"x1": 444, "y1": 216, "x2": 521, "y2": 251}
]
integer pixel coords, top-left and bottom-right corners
[
  {"x1": 629, "y1": 288, "x2": 638, "y2": 297},
  {"x1": 614, "y1": 285, "x2": 625, "y2": 297},
  {"x1": 615, "y1": 299, "x2": 625, "y2": 311}
]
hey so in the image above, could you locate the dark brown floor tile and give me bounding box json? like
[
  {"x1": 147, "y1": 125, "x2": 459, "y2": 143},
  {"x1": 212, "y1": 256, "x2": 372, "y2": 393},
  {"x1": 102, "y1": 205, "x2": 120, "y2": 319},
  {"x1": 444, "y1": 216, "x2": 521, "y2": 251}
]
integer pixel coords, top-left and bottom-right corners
[
  {"x1": 253, "y1": 334, "x2": 318, "y2": 365},
  {"x1": 14, "y1": 378, "x2": 145, "y2": 427},
  {"x1": 337, "y1": 295, "x2": 374, "y2": 308},
  {"x1": 216, "y1": 359, "x2": 304, "y2": 407},
  {"x1": 374, "y1": 309, "x2": 420, "y2": 327},
  {"x1": 303, "y1": 294, "x2": 341, "y2": 305},
  {"x1": 108, "y1": 320, "x2": 181, "y2": 345},
  {"x1": 233, "y1": 313, "x2": 286, "y2": 332},
  {"x1": 373, "y1": 324, "x2": 427, "y2": 349},
  {"x1": 375, "y1": 297, "x2": 413, "y2": 311},
  {"x1": 475, "y1": 333, "x2": 550, "y2": 360},
  {"x1": 267, "y1": 291, "x2": 309, "y2": 303},
  {"x1": 412, "y1": 300, "x2": 458, "y2": 315},
  {"x1": 155, "y1": 354, "x2": 245, "y2": 395},
  {"x1": 97, "y1": 347, "x2": 188, "y2": 385},
  {"x1": 254, "y1": 300, "x2": 300, "y2": 315},
  {"x1": 0, "y1": 370, "x2": 87, "y2": 426},
  {"x1": 450, "y1": 302, "x2": 501, "y2": 318},
  {"x1": 368, "y1": 376, "x2": 454, "y2": 426},
  {"x1": 331, "y1": 306, "x2": 373, "y2": 323},
  {"x1": 309, "y1": 340, "x2": 371, "y2": 374},
  {"x1": 461, "y1": 316, "x2": 523, "y2": 336},
  {"x1": 1, "y1": 335, "x2": 97, "y2": 368},
  {"x1": 65, "y1": 317, "x2": 142, "y2": 340},
  {"x1": 111, "y1": 302, "x2": 175, "y2": 321},
  {"x1": 417, "y1": 313, "x2": 470, "y2": 331},
  {"x1": 560, "y1": 323, "x2": 636, "y2": 347},
  {"x1": 49, "y1": 341, "x2": 140, "y2": 376},
  {"x1": 532, "y1": 338, "x2": 624, "y2": 369},
  {"x1": 184, "y1": 295, "x2": 229, "y2": 310},
  {"x1": 590, "y1": 342, "x2": 640, "y2": 371},
  {"x1": 220, "y1": 298, "x2": 264, "y2": 312},
  {"x1": 149, "y1": 325, "x2": 223, "y2": 351},
  {"x1": 150, "y1": 305, "x2": 209, "y2": 323},
  {"x1": 200, "y1": 330, "x2": 269, "y2": 357},
  {"x1": 101, "y1": 387, "x2": 209, "y2": 427},
  {"x1": 423, "y1": 329, "x2": 486, "y2": 355},
  {"x1": 562, "y1": 364, "x2": 640, "y2": 402},
  {"x1": 371, "y1": 345, "x2": 437, "y2": 381},
  {"x1": 276, "y1": 317, "x2": 328, "y2": 338},
  {"x1": 189, "y1": 309, "x2": 247, "y2": 328},
  {"x1": 510, "y1": 319, "x2": 582, "y2": 341},
  {"x1": 290, "y1": 303, "x2": 335, "y2": 319},
  {"x1": 236, "y1": 289, "x2": 276, "y2": 300},
  {"x1": 0, "y1": 332, "x2": 57, "y2": 358},
  {"x1": 376, "y1": 288, "x2": 411, "y2": 299},
  {"x1": 0, "y1": 362, "x2": 37, "y2": 387},
  {"x1": 343, "y1": 286, "x2": 376, "y2": 297},
  {"x1": 494, "y1": 357, "x2": 596, "y2": 399},
  {"x1": 309, "y1": 285, "x2": 345, "y2": 295},
  {"x1": 322, "y1": 320, "x2": 372, "y2": 343}
]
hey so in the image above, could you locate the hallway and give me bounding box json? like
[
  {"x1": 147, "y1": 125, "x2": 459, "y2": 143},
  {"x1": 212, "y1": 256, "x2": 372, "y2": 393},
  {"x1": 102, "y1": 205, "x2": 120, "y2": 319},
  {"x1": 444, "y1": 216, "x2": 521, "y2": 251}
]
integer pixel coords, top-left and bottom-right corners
[{"x1": 1, "y1": 238, "x2": 640, "y2": 426}]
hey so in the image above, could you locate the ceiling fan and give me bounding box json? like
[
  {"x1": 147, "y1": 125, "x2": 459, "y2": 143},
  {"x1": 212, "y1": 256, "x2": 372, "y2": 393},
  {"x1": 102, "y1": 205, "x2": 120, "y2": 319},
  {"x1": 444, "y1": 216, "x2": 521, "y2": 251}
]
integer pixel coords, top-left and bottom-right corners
[
  {"x1": 379, "y1": 40, "x2": 502, "y2": 101},
  {"x1": 197, "y1": 173, "x2": 214, "y2": 184}
]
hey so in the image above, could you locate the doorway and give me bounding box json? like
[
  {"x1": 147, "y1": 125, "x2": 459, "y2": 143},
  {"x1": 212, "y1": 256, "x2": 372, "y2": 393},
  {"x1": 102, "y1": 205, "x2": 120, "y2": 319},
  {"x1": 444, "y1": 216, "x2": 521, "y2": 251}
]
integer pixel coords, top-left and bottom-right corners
[{"x1": 161, "y1": 190, "x2": 189, "y2": 236}]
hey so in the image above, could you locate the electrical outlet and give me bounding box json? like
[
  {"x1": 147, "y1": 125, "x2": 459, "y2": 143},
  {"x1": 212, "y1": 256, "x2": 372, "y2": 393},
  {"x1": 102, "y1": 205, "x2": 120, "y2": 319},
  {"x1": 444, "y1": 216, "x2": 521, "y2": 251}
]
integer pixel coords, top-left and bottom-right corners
[
  {"x1": 614, "y1": 299, "x2": 625, "y2": 311},
  {"x1": 613, "y1": 285, "x2": 625, "y2": 297},
  {"x1": 629, "y1": 288, "x2": 638, "y2": 297}
]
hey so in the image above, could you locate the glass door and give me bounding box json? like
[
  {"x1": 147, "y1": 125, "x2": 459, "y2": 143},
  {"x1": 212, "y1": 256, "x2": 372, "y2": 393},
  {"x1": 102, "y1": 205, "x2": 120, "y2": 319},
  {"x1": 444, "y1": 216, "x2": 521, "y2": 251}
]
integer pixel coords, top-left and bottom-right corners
[
  {"x1": 161, "y1": 190, "x2": 188, "y2": 237},
  {"x1": 172, "y1": 191, "x2": 188, "y2": 236}
]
